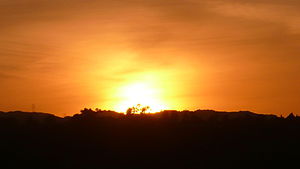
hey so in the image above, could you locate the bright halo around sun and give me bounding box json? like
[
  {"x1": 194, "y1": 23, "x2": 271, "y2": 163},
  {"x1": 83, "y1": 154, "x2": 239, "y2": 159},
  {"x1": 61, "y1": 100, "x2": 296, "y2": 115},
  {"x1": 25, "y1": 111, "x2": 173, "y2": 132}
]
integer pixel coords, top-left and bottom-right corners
[{"x1": 114, "y1": 82, "x2": 167, "y2": 113}]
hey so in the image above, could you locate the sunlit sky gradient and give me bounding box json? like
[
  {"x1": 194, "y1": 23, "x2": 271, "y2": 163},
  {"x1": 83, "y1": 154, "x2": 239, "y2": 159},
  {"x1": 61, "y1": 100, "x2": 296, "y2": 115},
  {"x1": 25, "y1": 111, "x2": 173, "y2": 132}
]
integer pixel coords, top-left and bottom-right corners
[{"x1": 0, "y1": 0, "x2": 299, "y2": 116}]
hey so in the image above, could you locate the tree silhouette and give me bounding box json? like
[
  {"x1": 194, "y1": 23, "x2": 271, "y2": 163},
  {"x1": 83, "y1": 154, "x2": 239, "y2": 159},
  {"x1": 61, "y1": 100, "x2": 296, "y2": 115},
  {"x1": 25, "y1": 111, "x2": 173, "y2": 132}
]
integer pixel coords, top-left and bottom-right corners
[{"x1": 126, "y1": 104, "x2": 150, "y2": 115}]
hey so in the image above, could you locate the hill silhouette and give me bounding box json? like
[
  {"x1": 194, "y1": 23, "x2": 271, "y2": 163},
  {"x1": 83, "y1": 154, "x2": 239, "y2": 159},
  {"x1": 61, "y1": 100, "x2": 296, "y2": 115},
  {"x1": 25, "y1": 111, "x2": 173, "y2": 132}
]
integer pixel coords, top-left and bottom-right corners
[{"x1": 0, "y1": 109, "x2": 299, "y2": 169}]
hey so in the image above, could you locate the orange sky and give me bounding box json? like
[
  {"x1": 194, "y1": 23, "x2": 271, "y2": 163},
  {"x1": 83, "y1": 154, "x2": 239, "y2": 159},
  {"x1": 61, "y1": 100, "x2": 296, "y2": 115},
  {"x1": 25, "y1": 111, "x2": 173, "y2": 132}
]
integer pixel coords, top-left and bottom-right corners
[{"x1": 0, "y1": 0, "x2": 299, "y2": 116}]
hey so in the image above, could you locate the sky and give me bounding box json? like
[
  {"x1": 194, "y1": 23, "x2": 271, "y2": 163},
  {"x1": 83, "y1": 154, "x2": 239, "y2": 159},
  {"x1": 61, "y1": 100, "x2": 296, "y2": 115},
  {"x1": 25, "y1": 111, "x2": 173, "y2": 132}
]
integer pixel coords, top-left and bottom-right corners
[{"x1": 0, "y1": 0, "x2": 299, "y2": 116}]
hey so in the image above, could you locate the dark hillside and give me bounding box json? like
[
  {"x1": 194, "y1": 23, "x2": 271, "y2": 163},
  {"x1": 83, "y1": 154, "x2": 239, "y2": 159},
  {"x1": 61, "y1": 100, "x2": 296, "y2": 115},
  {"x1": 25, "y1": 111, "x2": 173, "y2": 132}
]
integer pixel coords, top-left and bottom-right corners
[{"x1": 0, "y1": 109, "x2": 299, "y2": 169}]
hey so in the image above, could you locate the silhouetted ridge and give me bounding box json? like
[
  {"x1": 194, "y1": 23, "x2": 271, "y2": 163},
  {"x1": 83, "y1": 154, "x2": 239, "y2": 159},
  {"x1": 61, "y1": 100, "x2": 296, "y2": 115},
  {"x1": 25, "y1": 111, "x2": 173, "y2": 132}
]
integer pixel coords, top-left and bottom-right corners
[
  {"x1": 0, "y1": 111, "x2": 60, "y2": 123},
  {"x1": 0, "y1": 109, "x2": 299, "y2": 169},
  {"x1": 67, "y1": 109, "x2": 282, "y2": 121}
]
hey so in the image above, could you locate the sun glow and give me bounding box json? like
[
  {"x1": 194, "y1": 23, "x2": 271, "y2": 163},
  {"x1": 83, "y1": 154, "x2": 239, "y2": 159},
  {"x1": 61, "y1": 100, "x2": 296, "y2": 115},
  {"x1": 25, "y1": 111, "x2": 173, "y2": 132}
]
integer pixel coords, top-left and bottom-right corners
[{"x1": 114, "y1": 82, "x2": 167, "y2": 113}]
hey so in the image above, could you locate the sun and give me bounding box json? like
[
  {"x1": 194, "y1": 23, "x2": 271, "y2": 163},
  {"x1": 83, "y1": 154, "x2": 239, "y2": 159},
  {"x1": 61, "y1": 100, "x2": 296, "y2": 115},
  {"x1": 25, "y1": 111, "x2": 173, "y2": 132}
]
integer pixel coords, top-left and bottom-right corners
[{"x1": 114, "y1": 82, "x2": 167, "y2": 113}]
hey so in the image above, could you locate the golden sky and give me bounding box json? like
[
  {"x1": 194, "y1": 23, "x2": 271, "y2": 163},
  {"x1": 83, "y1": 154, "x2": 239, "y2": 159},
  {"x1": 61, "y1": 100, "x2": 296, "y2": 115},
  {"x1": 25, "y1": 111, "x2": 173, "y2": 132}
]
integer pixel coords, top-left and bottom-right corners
[{"x1": 0, "y1": 0, "x2": 299, "y2": 116}]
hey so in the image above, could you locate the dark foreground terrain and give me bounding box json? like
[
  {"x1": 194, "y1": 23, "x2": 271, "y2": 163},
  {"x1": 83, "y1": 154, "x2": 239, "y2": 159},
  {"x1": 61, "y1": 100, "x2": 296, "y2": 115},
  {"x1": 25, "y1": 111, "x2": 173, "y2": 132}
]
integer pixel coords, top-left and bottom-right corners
[{"x1": 0, "y1": 109, "x2": 299, "y2": 169}]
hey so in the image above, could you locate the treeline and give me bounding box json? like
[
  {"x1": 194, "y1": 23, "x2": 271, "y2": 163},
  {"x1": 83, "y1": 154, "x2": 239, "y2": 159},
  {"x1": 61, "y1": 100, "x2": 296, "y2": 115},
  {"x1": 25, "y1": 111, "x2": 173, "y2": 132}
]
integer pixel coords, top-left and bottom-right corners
[
  {"x1": 0, "y1": 109, "x2": 299, "y2": 169},
  {"x1": 1, "y1": 108, "x2": 299, "y2": 123}
]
